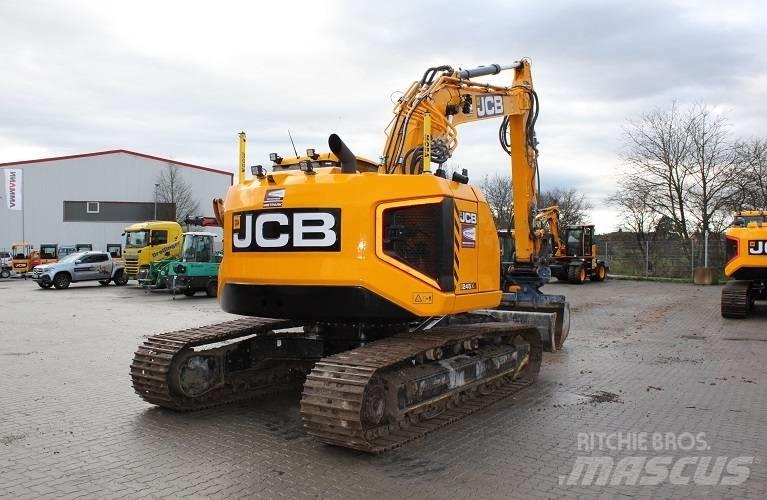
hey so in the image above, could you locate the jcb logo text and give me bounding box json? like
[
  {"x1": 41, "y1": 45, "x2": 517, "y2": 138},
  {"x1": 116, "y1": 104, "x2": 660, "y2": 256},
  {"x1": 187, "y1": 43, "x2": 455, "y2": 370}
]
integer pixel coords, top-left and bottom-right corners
[
  {"x1": 233, "y1": 209, "x2": 341, "y2": 252},
  {"x1": 477, "y1": 95, "x2": 504, "y2": 118},
  {"x1": 460, "y1": 211, "x2": 477, "y2": 224},
  {"x1": 748, "y1": 240, "x2": 767, "y2": 255}
]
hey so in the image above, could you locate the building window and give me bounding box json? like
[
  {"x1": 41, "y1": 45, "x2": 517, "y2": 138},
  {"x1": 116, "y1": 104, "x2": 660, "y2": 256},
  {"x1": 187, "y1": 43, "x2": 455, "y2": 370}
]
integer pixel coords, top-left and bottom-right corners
[{"x1": 63, "y1": 201, "x2": 175, "y2": 222}]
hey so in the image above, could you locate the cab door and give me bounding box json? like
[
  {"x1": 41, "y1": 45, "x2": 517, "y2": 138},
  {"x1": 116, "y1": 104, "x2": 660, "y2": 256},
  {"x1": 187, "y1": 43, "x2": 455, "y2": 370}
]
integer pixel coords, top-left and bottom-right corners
[
  {"x1": 150, "y1": 230, "x2": 169, "y2": 258},
  {"x1": 91, "y1": 253, "x2": 112, "y2": 280},
  {"x1": 583, "y1": 227, "x2": 593, "y2": 257},
  {"x1": 74, "y1": 253, "x2": 110, "y2": 281},
  {"x1": 74, "y1": 254, "x2": 98, "y2": 281}
]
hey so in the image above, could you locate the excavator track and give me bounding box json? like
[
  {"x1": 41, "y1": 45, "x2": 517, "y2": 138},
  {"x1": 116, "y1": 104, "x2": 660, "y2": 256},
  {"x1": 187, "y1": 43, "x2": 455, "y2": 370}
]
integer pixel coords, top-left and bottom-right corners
[
  {"x1": 300, "y1": 322, "x2": 542, "y2": 453},
  {"x1": 131, "y1": 317, "x2": 306, "y2": 411},
  {"x1": 721, "y1": 280, "x2": 751, "y2": 318}
]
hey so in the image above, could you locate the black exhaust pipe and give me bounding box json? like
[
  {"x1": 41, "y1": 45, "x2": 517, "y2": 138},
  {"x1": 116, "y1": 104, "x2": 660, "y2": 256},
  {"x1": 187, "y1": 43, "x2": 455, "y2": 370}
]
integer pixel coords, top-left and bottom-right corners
[{"x1": 328, "y1": 134, "x2": 357, "y2": 174}]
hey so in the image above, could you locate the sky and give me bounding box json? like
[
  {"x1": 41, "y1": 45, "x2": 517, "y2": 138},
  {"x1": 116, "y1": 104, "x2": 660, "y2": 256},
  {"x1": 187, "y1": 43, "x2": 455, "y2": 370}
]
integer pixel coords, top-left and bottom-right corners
[{"x1": 1, "y1": 0, "x2": 766, "y2": 232}]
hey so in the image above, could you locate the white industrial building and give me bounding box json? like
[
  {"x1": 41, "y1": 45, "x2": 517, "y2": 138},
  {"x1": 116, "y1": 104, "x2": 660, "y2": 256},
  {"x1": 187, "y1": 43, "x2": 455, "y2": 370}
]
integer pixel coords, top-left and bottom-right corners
[{"x1": 0, "y1": 150, "x2": 232, "y2": 253}]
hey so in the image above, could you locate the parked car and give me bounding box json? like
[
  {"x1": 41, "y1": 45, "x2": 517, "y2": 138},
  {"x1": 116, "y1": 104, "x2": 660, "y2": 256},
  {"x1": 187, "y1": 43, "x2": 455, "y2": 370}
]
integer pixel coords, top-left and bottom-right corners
[
  {"x1": 0, "y1": 251, "x2": 11, "y2": 278},
  {"x1": 31, "y1": 251, "x2": 128, "y2": 289}
]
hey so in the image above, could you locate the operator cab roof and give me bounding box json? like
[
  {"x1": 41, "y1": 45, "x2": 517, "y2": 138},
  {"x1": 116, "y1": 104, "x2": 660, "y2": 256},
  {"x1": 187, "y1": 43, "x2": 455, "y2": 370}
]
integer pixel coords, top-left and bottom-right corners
[
  {"x1": 270, "y1": 152, "x2": 378, "y2": 173},
  {"x1": 183, "y1": 232, "x2": 218, "y2": 238}
]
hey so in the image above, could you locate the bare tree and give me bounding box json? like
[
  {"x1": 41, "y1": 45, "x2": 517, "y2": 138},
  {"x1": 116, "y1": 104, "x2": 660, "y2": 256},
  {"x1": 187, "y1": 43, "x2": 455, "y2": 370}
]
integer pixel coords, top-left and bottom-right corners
[
  {"x1": 686, "y1": 104, "x2": 738, "y2": 235},
  {"x1": 734, "y1": 137, "x2": 767, "y2": 210},
  {"x1": 622, "y1": 102, "x2": 694, "y2": 240},
  {"x1": 608, "y1": 179, "x2": 658, "y2": 252},
  {"x1": 619, "y1": 102, "x2": 743, "y2": 239},
  {"x1": 478, "y1": 172, "x2": 592, "y2": 230},
  {"x1": 478, "y1": 173, "x2": 513, "y2": 230},
  {"x1": 538, "y1": 187, "x2": 592, "y2": 227},
  {"x1": 156, "y1": 164, "x2": 200, "y2": 224}
]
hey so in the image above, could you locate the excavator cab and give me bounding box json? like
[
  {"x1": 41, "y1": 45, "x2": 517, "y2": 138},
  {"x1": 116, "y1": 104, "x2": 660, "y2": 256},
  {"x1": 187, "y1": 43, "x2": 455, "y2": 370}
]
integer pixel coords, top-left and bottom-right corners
[
  {"x1": 564, "y1": 225, "x2": 594, "y2": 257},
  {"x1": 10, "y1": 242, "x2": 34, "y2": 274},
  {"x1": 180, "y1": 233, "x2": 215, "y2": 263},
  {"x1": 39, "y1": 244, "x2": 58, "y2": 264},
  {"x1": 107, "y1": 244, "x2": 123, "y2": 259}
]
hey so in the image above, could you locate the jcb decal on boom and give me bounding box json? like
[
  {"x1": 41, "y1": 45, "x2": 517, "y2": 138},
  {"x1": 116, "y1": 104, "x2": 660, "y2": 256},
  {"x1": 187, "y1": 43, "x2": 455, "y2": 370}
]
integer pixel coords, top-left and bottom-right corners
[
  {"x1": 232, "y1": 208, "x2": 341, "y2": 252},
  {"x1": 476, "y1": 95, "x2": 504, "y2": 118},
  {"x1": 748, "y1": 240, "x2": 767, "y2": 255}
]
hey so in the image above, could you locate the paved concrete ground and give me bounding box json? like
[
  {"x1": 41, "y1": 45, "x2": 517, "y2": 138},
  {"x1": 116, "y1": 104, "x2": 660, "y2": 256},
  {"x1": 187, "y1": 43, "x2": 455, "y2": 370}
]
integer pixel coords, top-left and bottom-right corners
[{"x1": 0, "y1": 278, "x2": 765, "y2": 499}]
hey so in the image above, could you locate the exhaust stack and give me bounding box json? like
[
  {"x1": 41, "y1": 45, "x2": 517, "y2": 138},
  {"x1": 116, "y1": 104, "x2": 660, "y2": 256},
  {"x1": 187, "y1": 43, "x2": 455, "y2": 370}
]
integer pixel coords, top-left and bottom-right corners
[{"x1": 328, "y1": 134, "x2": 357, "y2": 174}]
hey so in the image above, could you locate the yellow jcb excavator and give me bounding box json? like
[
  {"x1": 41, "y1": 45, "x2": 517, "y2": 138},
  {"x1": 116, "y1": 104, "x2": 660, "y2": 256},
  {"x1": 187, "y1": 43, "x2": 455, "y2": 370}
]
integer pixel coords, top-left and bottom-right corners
[
  {"x1": 721, "y1": 210, "x2": 767, "y2": 318},
  {"x1": 499, "y1": 207, "x2": 607, "y2": 285},
  {"x1": 132, "y1": 60, "x2": 571, "y2": 452}
]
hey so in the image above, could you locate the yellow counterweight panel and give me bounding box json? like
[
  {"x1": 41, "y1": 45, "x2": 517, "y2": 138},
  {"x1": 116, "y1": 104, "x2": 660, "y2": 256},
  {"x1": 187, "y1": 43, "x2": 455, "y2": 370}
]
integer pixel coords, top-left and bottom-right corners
[
  {"x1": 219, "y1": 169, "x2": 502, "y2": 318},
  {"x1": 724, "y1": 225, "x2": 767, "y2": 278}
]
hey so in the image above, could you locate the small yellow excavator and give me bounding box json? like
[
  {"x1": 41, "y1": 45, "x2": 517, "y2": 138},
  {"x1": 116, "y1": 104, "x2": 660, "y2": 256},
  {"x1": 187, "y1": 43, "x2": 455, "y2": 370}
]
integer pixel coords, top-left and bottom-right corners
[
  {"x1": 499, "y1": 207, "x2": 607, "y2": 285},
  {"x1": 721, "y1": 210, "x2": 767, "y2": 318},
  {"x1": 132, "y1": 60, "x2": 571, "y2": 452}
]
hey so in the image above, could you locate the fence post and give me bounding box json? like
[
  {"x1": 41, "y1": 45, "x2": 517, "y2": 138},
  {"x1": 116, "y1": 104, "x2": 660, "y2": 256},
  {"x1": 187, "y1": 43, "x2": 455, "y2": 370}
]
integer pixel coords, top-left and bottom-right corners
[
  {"x1": 691, "y1": 238, "x2": 695, "y2": 278},
  {"x1": 645, "y1": 239, "x2": 649, "y2": 277},
  {"x1": 704, "y1": 230, "x2": 709, "y2": 268}
]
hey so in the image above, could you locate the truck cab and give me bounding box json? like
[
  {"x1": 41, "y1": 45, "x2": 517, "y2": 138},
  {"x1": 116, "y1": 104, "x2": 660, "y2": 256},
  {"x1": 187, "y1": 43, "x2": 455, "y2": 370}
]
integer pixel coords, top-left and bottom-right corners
[{"x1": 123, "y1": 221, "x2": 183, "y2": 280}]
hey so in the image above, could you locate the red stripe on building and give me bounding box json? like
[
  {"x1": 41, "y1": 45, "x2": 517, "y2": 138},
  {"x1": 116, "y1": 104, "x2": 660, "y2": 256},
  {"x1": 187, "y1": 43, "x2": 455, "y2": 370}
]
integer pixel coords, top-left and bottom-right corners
[{"x1": 0, "y1": 149, "x2": 233, "y2": 180}]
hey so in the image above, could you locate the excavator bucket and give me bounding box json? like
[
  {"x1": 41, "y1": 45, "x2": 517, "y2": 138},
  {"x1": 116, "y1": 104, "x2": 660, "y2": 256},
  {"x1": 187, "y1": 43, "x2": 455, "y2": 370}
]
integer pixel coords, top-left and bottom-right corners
[{"x1": 489, "y1": 292, "x2": 571, "y2": 352}]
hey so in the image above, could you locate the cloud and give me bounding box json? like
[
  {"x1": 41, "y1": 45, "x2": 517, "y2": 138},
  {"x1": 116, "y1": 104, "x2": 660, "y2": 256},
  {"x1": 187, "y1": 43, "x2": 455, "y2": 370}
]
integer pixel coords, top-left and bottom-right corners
[{"x1": 0, "y1": 0, "x2": 765, "y2": 232}]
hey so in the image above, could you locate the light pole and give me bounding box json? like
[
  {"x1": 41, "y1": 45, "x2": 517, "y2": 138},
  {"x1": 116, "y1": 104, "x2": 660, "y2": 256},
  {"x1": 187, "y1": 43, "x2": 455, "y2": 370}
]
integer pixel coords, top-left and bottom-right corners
[{"x1": 154, "y1": 183, "x2": 159, "y2": 220}]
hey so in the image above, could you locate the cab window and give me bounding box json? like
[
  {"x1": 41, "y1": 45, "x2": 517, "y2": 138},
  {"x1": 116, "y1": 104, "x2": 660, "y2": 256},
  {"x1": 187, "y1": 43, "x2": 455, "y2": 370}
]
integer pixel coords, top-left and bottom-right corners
[
  {"x1": 151, "y1": 230, "x2": 168, "y2": 246},
  {"x1": 566, "y1": 229, "x2": 583, "y2": 256},
  {"x1": 40, "y1": 246, "x2": 57, "y2": 259}
]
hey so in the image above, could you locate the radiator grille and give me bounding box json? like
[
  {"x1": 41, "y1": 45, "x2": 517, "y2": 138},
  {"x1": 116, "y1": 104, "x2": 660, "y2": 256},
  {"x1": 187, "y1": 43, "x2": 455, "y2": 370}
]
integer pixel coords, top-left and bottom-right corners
[{"x1": 382, "y1": 201, "x2": 454, "y2": 291}]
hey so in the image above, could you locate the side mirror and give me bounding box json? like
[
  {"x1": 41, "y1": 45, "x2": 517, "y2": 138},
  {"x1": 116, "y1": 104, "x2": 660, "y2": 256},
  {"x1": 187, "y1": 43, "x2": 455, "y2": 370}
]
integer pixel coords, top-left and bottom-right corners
[{"x1": 75, "y1": 260, "x2": 82, "y2": 265}]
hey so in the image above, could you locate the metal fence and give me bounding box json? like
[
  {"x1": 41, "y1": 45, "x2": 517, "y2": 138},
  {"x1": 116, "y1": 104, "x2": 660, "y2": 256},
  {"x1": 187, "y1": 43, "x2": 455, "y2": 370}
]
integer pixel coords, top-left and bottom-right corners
[{"x1": 594, "y1": 233, "x2": 727, "y2": 280}]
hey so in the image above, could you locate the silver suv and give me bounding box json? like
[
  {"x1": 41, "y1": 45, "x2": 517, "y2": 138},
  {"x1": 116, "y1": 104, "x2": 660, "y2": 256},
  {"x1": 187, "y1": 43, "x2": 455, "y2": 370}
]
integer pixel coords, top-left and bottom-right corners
[{"x1": 31, "y1": 251, "x2": 128, "y2": 289}]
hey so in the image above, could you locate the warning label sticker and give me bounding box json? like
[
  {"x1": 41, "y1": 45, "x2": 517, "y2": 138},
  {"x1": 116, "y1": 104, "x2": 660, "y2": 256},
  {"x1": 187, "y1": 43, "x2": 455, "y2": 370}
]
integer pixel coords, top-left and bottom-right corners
[{"x1": 412, "y1": 292, "x2": 433, "y2": 304}]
